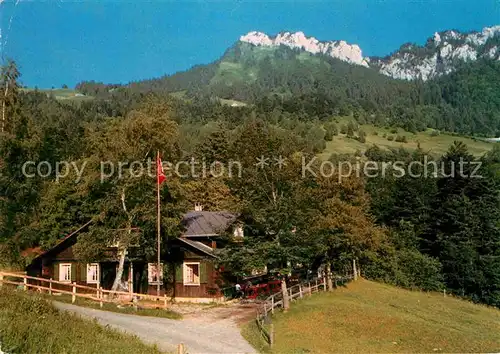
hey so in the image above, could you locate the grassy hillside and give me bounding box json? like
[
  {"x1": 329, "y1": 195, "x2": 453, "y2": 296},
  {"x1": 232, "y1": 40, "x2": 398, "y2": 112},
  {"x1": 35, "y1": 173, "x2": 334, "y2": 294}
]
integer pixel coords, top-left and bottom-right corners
[
  {"x1": 243, "y1": 279, "x2": 500, "y2": 353},
  {"x1": 321, "y1": 117, "x2": 495, "y2": 158},
  {"x1": 0, "y1": 288, "x2": 160, "y2": 354}
]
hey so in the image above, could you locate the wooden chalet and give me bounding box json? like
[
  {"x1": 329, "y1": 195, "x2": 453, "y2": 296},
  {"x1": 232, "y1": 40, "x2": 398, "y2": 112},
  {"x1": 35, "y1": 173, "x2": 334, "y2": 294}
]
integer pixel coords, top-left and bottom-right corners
[{"x1": 25, "y1": 206, "x2": 242, "y2": 303}]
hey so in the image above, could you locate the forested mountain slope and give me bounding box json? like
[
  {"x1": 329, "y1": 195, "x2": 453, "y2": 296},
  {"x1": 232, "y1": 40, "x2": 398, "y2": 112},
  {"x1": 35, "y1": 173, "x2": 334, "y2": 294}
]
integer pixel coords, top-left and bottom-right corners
[{"x1": 76, "y1": 31, "x2": 500, "y2": 136}]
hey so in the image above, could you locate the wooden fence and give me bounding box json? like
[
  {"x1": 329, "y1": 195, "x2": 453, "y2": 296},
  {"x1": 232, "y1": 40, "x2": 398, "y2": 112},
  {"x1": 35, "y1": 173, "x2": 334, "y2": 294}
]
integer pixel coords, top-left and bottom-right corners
[
  {"x1": 0, "y1": 271, "x2": 171, "y2": 309},
  {"x1": 255, "y1": 274, "x2": 354, "y2": 347}
]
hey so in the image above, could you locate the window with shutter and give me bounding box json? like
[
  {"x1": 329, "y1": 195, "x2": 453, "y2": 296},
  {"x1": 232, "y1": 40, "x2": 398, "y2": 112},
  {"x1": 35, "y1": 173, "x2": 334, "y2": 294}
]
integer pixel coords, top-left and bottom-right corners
[
  {"x1": 59, "y1": 263, "x2": 71, "y2": 282},
  {"x1": 183, "y1": 262, "x2": 200, "y2": 286},
  {"x1": 86, "y1": 263, "x2": 99, "y2": 284}
]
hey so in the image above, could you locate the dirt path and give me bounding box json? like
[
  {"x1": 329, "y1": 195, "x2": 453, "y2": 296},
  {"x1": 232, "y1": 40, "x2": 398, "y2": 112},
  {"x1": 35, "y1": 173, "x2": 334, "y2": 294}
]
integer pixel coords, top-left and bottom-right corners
[
  {"x1": 54, "y1": 301, "x2": 256, "y2": 354},
  {"x1": 171, "y1": 301, "x2": 260, "y2": 325}
]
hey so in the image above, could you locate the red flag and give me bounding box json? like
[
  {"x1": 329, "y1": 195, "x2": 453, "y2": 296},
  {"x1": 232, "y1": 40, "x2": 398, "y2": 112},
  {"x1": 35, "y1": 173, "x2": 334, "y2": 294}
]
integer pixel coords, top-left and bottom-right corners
[{"x1": 157, "y1": 154, "x2": 166, "y2": 185}]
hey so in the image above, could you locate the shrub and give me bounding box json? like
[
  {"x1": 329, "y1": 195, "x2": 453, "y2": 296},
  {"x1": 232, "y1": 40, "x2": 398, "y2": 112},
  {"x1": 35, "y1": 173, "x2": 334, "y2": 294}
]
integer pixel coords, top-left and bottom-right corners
[
  {"x1": 387, "y1": 135, "x2": 395, "y2": 141},
  {"x1": 430, "y1": 130, "x2": 440, "y2": 137},
  {"x1": 358, "y1": 130, "x2": 367, "y2": 143},
  {"x1": 395, "y1": 249, "x2": 444, "y2": 291},
  {"x1": 372, "y1": 131, "x2": 379, "y2": 136},
  {"x1": 361, "y1": 246, "x2": 444, "y2": 292},
  {"x1": 324, "y1": 122, "x2": 338, "y2": 141},
  {"x1": 347, "y1": 126, "x2": 355, "y2": 138},
  {"x1": 395, "y1": 135, "x2": 408, "y2": 143},
  {"x1": 390, "y1": 128, "x2": 398, "y2": 134},
  {"x1": 347, "y1": 121, "x2": 358, "y2": 133}
]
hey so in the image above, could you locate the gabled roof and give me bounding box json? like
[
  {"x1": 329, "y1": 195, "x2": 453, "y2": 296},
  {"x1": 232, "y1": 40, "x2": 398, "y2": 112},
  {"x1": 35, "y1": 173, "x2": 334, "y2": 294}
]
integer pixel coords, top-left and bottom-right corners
[
  {"x1": 28, "y1": 219, "x2": 94, "y2": 262},
  {"x1": 181, "y1": 211, "x2": 238, "y2": 237},
  {"x1": 177, "y1": 237, "x2": 218, "y2": 258}
]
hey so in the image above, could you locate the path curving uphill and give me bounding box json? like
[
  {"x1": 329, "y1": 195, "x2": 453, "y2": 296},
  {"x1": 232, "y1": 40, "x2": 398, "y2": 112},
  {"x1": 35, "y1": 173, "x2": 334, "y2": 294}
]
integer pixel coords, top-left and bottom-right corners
[{"x1": 54, "y1": 302, "x2": 256, "y2": 354}]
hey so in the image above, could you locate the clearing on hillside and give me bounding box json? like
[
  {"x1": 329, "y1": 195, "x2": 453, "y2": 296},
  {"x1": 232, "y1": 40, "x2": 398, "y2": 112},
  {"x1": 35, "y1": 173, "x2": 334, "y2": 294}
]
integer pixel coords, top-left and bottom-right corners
[
  {"x1": 320, "y1": 118, "x2": 495, "y2": 158},
  {"x1": 243, "y1": 279, "x2": 500, "y2": 353}
]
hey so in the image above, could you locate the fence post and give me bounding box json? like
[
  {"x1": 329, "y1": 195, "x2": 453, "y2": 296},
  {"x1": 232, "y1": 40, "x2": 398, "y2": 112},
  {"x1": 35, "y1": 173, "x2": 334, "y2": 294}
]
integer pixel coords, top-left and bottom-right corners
[
  {"x1": 307, "y1": 281, "x2": 311, "y2": 295},
  {"x1": 299, "y1": 284, "x2": 303, "y2": 298},
  {"x1": 353, "y1": 259, "x2": 358, "y2": 281},
  {"x1": 72, "y1": 282, "x2": 76, "y2": 303},
  {"x1": 270, "y1": 323, "x2": 275, "y2": 347},
  {"x1": 271, "y1": 296, "x2": 275, "y2": 314},
  {"x1": 99, "y1": 287, "x2": 103, "y2": 308},
  {"x1": 315, "y1": 279, "x2": 318, "y2": 292},
  {"x1": 0, "y1": 273, "x2": 3, "y2": 288},
  {"x1": 177, "y1": 343, "x2": 185, "y2": 354},
  {"x1": 323, "y1": 276, "x2": 327, "y2": 291},
  {"x1": 49, "y1": 278, "x2": 53, "y2": 295},
  {"x1": 23, "y1": 277, "x2": 28, "y2": 291},
  {"x1": 164, "y1": 294, "x2": 167, "y2": 309}
]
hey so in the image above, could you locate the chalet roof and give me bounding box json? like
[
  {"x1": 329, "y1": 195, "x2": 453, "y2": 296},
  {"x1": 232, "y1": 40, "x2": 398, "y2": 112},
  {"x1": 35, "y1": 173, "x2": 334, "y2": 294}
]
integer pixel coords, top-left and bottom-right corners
[
  {"x1": 177, "y1": 237, "x2": 218, "y2": 258},
  {"x1": 28, "y1": 219, "x2": 94, "y2": 263},
  {"x1": 24, "y1": 211, "x2": 237, "y2": 265},
  {"x1": 181, "y1": 211, "x2": 238, "y2": 237}
]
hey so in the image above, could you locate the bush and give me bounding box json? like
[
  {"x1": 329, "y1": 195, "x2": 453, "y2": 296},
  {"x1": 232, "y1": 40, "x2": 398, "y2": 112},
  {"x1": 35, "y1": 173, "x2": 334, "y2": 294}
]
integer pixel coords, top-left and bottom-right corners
[
  {"x1": 394, "y1": 250, "x2": 444, "y2": 291},
  {"x1": 390, "y1": 128, "x2": 398, "y2": 134},
  {"x1": 347, "y1": 121, "x2": 358, "y2": 133},
  {"x1": 395, "y1": 135, "x2": 408, "y2": 143},
  {"x1": 358, "y1": 130, "x2": 367, "y2": 143},
  {"x1": 324, "y1": 131, "x2": 334, "y2": 141},
  {"x1": 387, "y1": 135, "x2": 395, "y2": 141},
  {"x1": 372, "y1": 131, "x2": 379, "y2": 136},
  {"x1": 324, "y1": 122, "x2": 338, "y2": 141},
  {"x1": 340, "y1": 125, "x2": 348, "y2": 134},
  {"x1": 361, "y1": 247, "x2": 444, "y2": 292},
  {"x1": 430, "y1": 130, "x2": 440, "y2": 137}
]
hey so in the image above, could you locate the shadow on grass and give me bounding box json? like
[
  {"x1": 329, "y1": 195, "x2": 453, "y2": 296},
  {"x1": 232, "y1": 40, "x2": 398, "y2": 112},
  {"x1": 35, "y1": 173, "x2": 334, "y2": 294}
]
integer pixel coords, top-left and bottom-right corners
[{"x1": 43, "y1": 293, "x2": 182, "y2": 320}]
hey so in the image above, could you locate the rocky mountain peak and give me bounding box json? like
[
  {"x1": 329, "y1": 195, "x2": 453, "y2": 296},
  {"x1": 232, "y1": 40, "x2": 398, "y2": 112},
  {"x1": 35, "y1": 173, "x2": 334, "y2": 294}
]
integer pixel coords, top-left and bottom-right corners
[
  {"x1": 374, "y1": 25, "x2": 500, "y2": 81},
  {"x1": 240, "y1": 30, "x2": 370, "y2": 67},
  {"x1": 240, "y1": 26, "x2": 500, "y2": 81}
]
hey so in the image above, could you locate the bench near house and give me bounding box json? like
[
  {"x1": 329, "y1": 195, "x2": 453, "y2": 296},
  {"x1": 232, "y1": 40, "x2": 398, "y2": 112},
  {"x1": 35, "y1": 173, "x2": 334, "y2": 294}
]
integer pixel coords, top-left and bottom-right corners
[{"x1": 25, "y1": 206, "x2": 242, "y2": 303}]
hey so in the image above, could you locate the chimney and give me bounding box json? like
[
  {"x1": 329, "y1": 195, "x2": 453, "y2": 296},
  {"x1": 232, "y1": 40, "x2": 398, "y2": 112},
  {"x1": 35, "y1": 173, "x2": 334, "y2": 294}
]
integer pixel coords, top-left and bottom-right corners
[{"x1": 194, "y1": 203, "x2": 203, "y2": 212}]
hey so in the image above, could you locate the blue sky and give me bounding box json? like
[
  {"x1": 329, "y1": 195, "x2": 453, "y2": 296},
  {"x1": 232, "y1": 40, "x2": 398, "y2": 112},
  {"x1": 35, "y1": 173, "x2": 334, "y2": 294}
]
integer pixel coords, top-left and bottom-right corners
[{"x1": 1, "y1": 0, "x2": 499, "y2": 88}]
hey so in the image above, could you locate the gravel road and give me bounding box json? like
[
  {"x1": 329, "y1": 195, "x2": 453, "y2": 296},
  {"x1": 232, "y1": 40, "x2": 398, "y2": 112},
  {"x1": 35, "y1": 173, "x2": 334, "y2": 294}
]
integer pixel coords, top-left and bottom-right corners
[{"x1": 54, "y1": 302, "x2": 256, "y2": 354}]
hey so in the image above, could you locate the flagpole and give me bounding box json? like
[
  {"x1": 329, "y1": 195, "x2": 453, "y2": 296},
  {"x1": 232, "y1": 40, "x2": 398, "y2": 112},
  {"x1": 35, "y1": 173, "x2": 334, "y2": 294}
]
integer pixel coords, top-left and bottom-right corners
[{"x1": 157, "y1": 150, "x2": 161, "y2": 297}]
